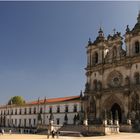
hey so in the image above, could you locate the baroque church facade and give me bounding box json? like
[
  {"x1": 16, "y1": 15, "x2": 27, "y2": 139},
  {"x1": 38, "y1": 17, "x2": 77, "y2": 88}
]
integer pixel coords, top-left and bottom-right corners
[
  {"x1": 84, "y1": 12, "x2": 140, "y2": 126},
  {"x1": 1, "y1": 13, "x2": 140, "y2": 134}
]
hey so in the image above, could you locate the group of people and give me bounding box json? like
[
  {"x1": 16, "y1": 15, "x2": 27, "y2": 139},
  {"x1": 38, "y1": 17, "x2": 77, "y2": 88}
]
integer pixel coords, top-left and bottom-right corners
[
  {"x1": 47, "y1": 130, "x2": 60, "y2": 139},
  {"x1": 0, "y1": 129, "x2": 5, "y2": 135},
  {"x1": 0, "y1": 129, "x2": 12, "y2": 135}
]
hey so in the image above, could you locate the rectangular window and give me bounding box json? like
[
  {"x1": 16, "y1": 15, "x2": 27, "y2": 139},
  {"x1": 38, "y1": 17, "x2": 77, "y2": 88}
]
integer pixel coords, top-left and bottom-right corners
[
  {"x1": 29, "y1": 119, "x2": 31, "y2": 126},
  {"x1": 24, "y1": 108, "x2": 27, "y2": 114},
  {"x1": 34, "y1": 107, "x2": 36, "y2": 114},
  {"x1": 34, "y1": 119, "x2": 36, "y2": 126},
  {"x1": 15, "y1": 119, "x2": 17, "y2": 126},
  {"x1": 57, "y1": 106, "x2": 60, "y2": 113},
  {"x1": 40, "y1": 107, "x2": 43, "y2": 114},
  {"x1": 49, "y1": 107, "x2": 52, "y2": 113},
  {"x1": 11, "y1": 119, "x2": 13, "y2": 125},
  {"x1": 15, "y1": 109, "x2": 17, "y2": 115},
  {"x1": 73, "y1": 105, "x2": 77, "y2": 112},
  {"x1": 7, "y1": 119, "x2": 9, "y2": 126},
  {"x1": 11, "y1": 110, "x2": 13, "y2": 115},
  {"x1": 56, "y1": 118, "x2": 60, "y2": 125},
  {"x1": 19, "y1": 119, "x2": 21, "y2": 127},
  {"x1": 24, "y1": 119, "x2": 26, "y2": 127},
  {"x1": 29, "y1": 108, "x2": 32, "y2": 114},
  {"x1": 20, "y1": 109, "x2": 22, "y2": 115},
  {"x1": 65, "y1": 105, "x2": 69, "y2": 113}
]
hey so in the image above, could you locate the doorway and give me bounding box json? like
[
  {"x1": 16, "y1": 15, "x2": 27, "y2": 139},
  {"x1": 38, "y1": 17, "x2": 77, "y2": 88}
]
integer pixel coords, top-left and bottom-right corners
[{"x1": 111, "y1": 103, "x2": 122, "y2": 123}]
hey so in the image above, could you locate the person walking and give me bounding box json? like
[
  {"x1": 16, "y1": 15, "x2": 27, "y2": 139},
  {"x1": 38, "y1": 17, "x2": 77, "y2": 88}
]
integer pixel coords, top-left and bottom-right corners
[
  {"x1": 56, "y1": 131, "x2": 59, "y2": 139},
  {"x1": 9, "y1": 129, "x2": 12, "y2": 135},
  {"x1": 47, "y1": 129, "x2": 50, "y2": 139},
  {"x1": 2, "y1": 129, "x2": 4, "y2": 135},
  {"x1": 51, "y1": 130, "x2": 55, "y2": 138}
]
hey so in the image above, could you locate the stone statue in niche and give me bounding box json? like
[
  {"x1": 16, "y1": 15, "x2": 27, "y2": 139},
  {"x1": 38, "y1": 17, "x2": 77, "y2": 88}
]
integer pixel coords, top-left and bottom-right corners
[
  {"x1": 89, "y1": 100, "x2": 96, "y2": 113},
  {"x1": 97, "y1": 81, "x2": 102, "y2": 91},
  {"x1": 134, "y1": 72, "x2": 139, "y2": 84},
  {"x1": 85, "y1": 82, "x2": 90, "y2": 92},
  {"x1": 125, "y1": 76, "x2": 130, "y2": 86}
]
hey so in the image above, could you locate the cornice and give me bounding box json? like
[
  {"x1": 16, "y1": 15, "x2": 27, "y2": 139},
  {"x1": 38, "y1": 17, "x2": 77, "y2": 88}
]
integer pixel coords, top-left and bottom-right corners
[{"x1": 85, "y1": 55, "x2": 140, "y2": 75}]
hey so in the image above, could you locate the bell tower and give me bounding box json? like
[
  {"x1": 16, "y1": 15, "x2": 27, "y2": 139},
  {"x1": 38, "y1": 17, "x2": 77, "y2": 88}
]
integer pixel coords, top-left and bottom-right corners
[
  {"x1": 125, "y1": 12, "x2": 140, "y2": 57},
  {"x1": 84, "y1": 28, "x2": 108, "y2": 124}
]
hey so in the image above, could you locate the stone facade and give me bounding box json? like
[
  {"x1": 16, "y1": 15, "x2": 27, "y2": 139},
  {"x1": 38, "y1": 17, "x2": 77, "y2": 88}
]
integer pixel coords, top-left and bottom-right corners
[
  {"x1": 1, "y1": 13, "x2": 140, "y2": 135},
  {"x1": 83, "y1": 13, "x2": 140, "y2": 130}
]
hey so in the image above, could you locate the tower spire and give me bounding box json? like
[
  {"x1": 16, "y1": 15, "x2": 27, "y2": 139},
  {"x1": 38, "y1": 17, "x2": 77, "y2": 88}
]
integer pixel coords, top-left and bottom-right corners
[
  {"x1": 137, "y1": 10, "x2": 140, "y2": 23},
  {"x1": 113, "y1": 28, "x2": 116, "y2": 35},
  {"x1": 98, "y1": 26, "x2": 104, "y2": 37}
]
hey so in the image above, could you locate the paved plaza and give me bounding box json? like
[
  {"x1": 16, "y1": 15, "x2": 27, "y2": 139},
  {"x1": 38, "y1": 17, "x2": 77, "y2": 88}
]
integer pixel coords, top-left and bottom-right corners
[{"x1": 0, "y1": 133, "x2": 140, "y2": 140}]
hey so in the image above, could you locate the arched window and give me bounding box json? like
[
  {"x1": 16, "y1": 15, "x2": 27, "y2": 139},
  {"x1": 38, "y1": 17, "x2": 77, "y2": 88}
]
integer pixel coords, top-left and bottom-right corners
[
  {"x1": 95, "y1": 52, "x2": 98, "y2": 64},
  {"x1": 113, "y1": 46, "x2": 117, "y2": 58},
  {"x1": 93, "y1": 52, "x2": 98, "y2": 65},
  {"x1": 93, "y1": 79, "x2": 97, "y2": 91},
  {"x1": 134, "y1": 72, "x2": 139, "y2": 84},
  {"x1": 135, "y1": 41, "x2": 139, "y2": 54}
]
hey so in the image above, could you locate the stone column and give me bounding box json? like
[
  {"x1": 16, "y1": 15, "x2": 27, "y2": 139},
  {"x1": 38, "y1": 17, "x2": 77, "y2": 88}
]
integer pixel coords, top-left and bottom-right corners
[{"x1": 96, "y1": 98, "x2": 100, "y2": 119}]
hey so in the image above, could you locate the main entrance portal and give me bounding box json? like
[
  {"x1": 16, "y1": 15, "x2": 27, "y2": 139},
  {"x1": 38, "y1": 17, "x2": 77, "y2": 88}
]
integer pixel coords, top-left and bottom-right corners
[{"x1": 111, "y1": 103, "x2": 122, "y2": 123}]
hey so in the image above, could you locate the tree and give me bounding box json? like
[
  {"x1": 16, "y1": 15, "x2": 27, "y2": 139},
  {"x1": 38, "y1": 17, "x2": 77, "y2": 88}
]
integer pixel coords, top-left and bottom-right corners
[{"x1": 8, "y1": 96, "x2": 25, "y2": 105}]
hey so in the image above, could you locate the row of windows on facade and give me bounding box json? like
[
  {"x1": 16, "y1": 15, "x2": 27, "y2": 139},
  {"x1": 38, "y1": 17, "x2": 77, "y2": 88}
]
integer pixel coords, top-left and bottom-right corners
[
  {"x1": 0, "y1": 113, "x2": 79, "y2": 127},
  {"x1": 89, "y1": 41, "x2": 140, "y2": 65},
  {"x1": 0, "y1": 104, "x2": 78, "y2": 116},
  {"x1": 0, "y1": 118, "x2": 36, "y2": 127}
]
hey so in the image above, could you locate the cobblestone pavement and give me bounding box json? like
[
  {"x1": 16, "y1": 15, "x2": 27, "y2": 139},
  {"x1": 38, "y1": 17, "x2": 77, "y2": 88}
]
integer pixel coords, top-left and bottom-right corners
[{"x1": 0, "y1": 133, "x2": 140, "y2": 140}]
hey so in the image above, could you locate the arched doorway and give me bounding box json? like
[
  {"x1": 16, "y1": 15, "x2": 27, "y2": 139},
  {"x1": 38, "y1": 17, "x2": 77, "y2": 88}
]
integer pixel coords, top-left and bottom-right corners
[{"x1": 111, "y1": 103, "x2": 122, "y2": 123}]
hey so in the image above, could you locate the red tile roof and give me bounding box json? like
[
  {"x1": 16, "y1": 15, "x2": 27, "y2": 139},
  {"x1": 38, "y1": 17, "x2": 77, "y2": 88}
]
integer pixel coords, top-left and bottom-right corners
[{"x1": 27, "y1": 95, "x2": 80, "y2": 105}]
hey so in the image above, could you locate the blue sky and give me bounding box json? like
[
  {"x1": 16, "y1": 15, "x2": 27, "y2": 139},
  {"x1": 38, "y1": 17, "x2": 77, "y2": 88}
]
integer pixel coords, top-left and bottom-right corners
[{"x1": 0, "y1": 1, "x2": 140, "y2": 104}]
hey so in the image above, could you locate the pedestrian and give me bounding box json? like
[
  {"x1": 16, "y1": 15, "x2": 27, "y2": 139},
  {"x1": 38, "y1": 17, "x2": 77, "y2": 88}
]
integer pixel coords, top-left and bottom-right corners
[
  {"x1": 47, "y1": 129, "x2": 50, "y2": 139},
  {"x1": 0, "y1": 129, "x2": 2, "y2": 135},
  {"x1": 9, "y1": 129, "x2": 12, "y2": 135},
  {"x1": 51, "y1": 130, "x2": 55, "y2": 138},
  {"x1": 2, "y1": 129, "x2": 4, "y2": 135},
  {"x1": 56, "y1": 131, "x2": 59, "y2": 139}
]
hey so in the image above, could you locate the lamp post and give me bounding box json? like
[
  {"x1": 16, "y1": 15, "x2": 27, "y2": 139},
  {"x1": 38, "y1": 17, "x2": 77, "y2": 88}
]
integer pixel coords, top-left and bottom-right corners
[
  {"x1": 43, "y1": 97, "x2": 46, "y2": 125},
  {"x1": 10, "y1": 100, "x2": 13, "y2": 128}
]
